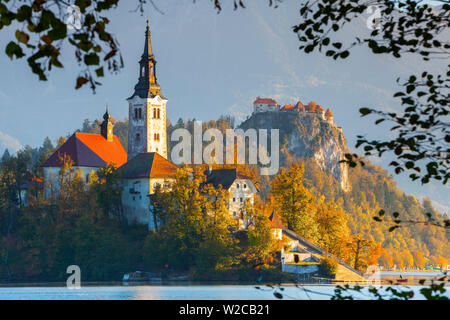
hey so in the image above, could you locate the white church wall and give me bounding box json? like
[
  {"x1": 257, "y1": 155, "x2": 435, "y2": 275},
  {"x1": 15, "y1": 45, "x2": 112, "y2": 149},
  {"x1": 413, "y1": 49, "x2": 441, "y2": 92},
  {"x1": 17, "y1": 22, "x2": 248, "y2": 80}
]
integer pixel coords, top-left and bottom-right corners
[
  {"x1": 121, "y1": 178, "x2": 151, "y2": 226},
  {"x1": 43, "y1": 166, "x2": 98, "y2": 199}
]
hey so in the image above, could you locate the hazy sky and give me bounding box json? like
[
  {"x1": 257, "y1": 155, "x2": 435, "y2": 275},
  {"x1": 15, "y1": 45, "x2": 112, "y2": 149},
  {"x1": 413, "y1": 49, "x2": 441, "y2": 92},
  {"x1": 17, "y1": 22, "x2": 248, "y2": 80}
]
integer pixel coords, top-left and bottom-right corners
[{"x1": 0, "y1": 1, "x2": 447, "y2": 212}]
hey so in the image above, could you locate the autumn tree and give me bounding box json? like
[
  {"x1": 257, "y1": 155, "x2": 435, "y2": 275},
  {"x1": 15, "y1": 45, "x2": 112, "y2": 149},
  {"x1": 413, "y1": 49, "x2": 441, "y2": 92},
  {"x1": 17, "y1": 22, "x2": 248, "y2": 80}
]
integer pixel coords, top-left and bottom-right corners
[
  {"x1": 346, "y1": 235, "x2": 377, "y2": 272},
  {"x1": 315, "y1": 199, "x2": 351, "y2": 260},
  {"x1": 54, "y1": 154, "x2": 86, "y2": 219},
  {"x1": 144, "y1": 168, "x2": 239, "y2": 274},
  {"x1": 379, "y1": 249, "x2": 394, "y2": 269},
  {"x1": 400, "y1": 249, "x2": 414, "y2": 269},
  {"x1": 270, "y1": 163, "x2": 319, "y2": 242},
  {"x1": 413, "y1": 251, "x2": 426, "y2": 269},
  {"x1": 243, "y1": 207, "x2": 281, "y2": 267}
]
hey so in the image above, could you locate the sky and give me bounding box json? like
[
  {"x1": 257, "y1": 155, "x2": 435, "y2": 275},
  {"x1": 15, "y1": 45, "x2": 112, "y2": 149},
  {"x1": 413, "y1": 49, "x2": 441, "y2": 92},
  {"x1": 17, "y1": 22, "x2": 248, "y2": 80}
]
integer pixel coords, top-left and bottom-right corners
[{"x1": 0, "y1": 1, "x2": 447, "y2": 213}]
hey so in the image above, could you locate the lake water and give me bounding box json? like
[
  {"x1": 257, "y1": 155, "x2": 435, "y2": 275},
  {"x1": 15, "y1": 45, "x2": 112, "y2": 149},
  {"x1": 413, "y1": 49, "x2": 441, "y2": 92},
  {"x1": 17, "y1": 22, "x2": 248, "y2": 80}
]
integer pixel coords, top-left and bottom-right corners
[{"x1": 0, "y1": 282, "x2": 448, "y2": 300}]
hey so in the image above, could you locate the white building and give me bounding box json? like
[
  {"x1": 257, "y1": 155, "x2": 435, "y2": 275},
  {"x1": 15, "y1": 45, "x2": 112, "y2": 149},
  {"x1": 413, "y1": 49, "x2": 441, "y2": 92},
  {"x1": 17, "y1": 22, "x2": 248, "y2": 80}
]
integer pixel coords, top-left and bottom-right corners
[
  {"x1": 252, "y1": 97, "x2": 280, "y2": 114},
  {"x1": 119, "y1": 152, "x2": 178, "y2": 228},
  {"x1": 204, "y1": 168, "x2": 258, "y2": 229},
  {"x1": 42, "y1": 110, "x2": 127, "y2": 199}
]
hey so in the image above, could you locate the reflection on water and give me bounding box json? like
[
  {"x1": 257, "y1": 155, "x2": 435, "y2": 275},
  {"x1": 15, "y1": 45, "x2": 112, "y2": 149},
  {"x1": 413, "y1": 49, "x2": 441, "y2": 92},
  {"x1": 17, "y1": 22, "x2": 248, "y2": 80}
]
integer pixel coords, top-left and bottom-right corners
[{"x1": 0, "y1": 283, "x2": 448, "y2": 300}]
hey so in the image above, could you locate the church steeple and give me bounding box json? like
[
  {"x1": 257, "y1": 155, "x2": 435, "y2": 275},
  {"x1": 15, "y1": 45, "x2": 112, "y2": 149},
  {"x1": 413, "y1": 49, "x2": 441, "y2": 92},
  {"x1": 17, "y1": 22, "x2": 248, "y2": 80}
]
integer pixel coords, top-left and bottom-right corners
[
  {"x1": 143, "y1": 20, "x2": 153, "y2": 58},
  {"x1": 126, "y1": 20, "x2": 168, "y2": 160},
  {"x1": 130, "y1": 20, "x2": 163, "y2": 99},
  {"x1": 100, "y1": 104, "x2": 114, "y2": 142}
]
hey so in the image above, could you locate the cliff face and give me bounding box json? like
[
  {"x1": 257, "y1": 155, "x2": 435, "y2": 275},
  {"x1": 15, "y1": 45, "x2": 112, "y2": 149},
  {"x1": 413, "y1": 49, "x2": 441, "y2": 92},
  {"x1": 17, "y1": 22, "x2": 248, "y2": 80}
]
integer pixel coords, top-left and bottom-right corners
[{"x1": 239, "y1": 111, "x2": 350, "y2": 191}]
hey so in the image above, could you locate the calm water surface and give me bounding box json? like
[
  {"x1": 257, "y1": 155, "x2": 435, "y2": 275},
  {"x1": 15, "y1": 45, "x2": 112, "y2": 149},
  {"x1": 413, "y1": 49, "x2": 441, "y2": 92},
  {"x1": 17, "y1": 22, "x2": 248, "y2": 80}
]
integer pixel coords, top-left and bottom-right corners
[{"x1": 0, "y1": 283, "x2": 448, "y2": 300}]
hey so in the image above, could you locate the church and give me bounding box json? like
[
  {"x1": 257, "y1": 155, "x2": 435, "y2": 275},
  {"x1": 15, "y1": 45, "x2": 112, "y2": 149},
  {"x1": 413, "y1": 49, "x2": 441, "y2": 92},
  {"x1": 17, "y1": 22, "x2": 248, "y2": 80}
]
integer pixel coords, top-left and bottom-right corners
[{"x1": 42, "y1": 21, "x2": 259, "y2": 230}]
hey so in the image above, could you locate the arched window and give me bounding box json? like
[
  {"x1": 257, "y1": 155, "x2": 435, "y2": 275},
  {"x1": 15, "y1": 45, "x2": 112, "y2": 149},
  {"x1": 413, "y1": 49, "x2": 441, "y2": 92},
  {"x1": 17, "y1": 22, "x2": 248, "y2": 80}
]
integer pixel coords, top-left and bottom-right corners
[
  {"x1": 134, "y1": 108, "x2": 138, "y2": 119},
  {"x1": 157, "y1": 108, "x2": 161, "y2": 119},
  {"x1": 136, "y1": 133, "x2": 140, "y2": 142},
  {"x1": 138, "y1": 108, "x2": 142, "y2": 119}
]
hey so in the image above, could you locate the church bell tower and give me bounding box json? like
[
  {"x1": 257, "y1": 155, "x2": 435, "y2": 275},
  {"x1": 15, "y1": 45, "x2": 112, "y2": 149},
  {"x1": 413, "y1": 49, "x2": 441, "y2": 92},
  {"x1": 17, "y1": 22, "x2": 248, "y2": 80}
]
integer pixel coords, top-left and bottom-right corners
[
  {"x1": 127, "y1": 20, "x2": 168, "y2": 160},
  {"x1": 100, "y1": 105, "x2": 114, "y2": 142}
]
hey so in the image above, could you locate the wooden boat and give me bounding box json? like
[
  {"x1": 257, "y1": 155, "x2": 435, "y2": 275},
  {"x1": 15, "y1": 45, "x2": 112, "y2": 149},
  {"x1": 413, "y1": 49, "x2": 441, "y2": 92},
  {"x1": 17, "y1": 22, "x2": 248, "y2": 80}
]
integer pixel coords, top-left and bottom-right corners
[{"x1": 123, "y1": 271, "x2": 162, "y2": 282}]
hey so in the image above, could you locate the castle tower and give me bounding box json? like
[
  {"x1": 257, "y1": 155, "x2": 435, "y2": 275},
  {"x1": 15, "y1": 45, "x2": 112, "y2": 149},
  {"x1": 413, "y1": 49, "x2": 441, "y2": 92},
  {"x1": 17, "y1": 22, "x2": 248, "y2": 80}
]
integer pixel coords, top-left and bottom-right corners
[
  {"x1": 127, "y1": 20, "x2": 168, "y2": 160},
  {"x1": 100, "y1": 105, "x2": 114, "y2": 142}
]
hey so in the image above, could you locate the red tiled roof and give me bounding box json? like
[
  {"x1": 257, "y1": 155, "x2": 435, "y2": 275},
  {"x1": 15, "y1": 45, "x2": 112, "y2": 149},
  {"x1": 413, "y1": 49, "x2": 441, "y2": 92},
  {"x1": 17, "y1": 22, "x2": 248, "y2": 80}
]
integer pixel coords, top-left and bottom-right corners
[
  {"x1": 76, "y1": 133, "x2": 127, "y2": 167},
  {"x1": 280, "y1": 104, "x2": 295, "y2": 111},
  {"x1": 325, "y1": 109, "x2": 333, "y2": 117},
  {"x1": 120, "y1": 152, "x2": 178, "y2": 179},
  {"x1": 253, "y1": 97, "x2": 278, "y2": 105},
  {"x1": 316, "y1": 105, "x2": 325, "y2": 112},
  {"x1": 296, "y1": 101, "x2": 305, "y2": 108},
  {"x1": 42, "y1": 132, "x2": 127, "y2": 168}
]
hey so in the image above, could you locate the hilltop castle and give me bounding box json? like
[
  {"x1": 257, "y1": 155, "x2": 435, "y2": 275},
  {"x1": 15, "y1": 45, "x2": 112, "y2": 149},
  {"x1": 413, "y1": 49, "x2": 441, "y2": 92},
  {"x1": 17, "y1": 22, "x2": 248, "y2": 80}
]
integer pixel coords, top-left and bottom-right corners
[{"x1": 252, "y1": 97, "x2": 334, "y2": 124}]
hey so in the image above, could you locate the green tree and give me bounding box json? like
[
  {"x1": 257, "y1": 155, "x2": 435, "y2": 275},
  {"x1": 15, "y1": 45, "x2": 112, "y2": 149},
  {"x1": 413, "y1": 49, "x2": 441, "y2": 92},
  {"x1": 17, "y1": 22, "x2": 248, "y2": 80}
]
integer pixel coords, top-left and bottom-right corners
[{"x1": 91, "y1": 163, "x2": 124, "y2": 223}]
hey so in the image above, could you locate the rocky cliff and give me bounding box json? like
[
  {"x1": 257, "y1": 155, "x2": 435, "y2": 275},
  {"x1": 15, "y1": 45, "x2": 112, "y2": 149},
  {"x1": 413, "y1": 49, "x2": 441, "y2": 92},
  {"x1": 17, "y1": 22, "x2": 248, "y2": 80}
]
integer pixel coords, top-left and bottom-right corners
[{"x1": 239, "y1": 111, "x2": 350, "y2": 191}]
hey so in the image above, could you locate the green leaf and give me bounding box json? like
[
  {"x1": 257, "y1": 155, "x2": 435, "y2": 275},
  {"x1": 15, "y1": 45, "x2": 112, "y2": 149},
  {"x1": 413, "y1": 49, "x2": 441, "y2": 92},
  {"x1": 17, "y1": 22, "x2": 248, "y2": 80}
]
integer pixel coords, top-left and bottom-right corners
[
  {"x1": 5, "y1": 41, "x2": 24, "y2": 59},
  {"x1": 16, "y1": 5, "x2": 32, "y2": 22},
  {"x1": 95, "y1": 67, "x2": 104, "y2": 77},
  {"x1": 389, "y1": 226, "x2": 399, "y2": 232},
  {"x1": 359, "y1": 108, "x2": 372, "y2": 116},
  {"x1": 273, "y1": 292, "x2": 283, "y2": 299},
  {"x1": 84, "y1": 53, "x2": 100, "y2": 66},
  {"x1": 340, "y1": 50, "x2": 349, "y2": 59}
]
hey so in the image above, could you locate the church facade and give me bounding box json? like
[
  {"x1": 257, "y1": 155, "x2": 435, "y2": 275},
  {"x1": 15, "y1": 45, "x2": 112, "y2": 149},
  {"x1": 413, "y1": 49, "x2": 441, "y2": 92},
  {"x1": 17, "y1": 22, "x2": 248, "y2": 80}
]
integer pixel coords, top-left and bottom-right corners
[{"x1": 119, "y1": 21, "x2": 178, "y2": 227}]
